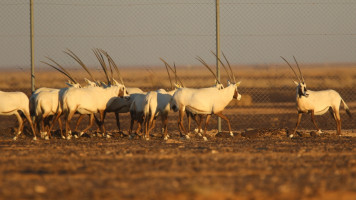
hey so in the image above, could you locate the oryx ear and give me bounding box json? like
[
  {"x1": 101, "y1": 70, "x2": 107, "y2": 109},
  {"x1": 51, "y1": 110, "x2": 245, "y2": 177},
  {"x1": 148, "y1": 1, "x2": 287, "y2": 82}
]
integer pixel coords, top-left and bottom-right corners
[
  {"x1": 65, "y1": 80, "x2": 73, "y2": 87},
  {"x1": 174, "y1": 83, "x2": 182, "y2": 89},
  {"x1": 293, "y1": 80, "x2": 299, "y2": 86},
  {"x1": 112, "y1": 78, "x2": 120, "y2": 86},
  {"x1": 235, "y1": 81, "x2": 241, "y2": 87},
  {"x1": 84, "y1": 78, "x2": 94, "y2": 85},
  {"x1": 101, "y1": 82, "x2": 108, "y2": 88}
]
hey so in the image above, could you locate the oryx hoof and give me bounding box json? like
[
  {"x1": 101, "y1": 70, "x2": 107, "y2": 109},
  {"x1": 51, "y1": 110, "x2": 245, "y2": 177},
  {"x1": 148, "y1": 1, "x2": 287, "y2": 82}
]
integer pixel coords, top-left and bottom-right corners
[
  {"x1": 289, "y1": 134, "x2": 294, "y2": 138},
  {"x1": 13, "y1": 136, "x2": 17, "y2": 141},
  {"x1": 185, "y1": 135, "x2": 190, "y2": 139},
  {"x1": 79, "y1": 132, "x2": 85, "y2": 137},
  {"x1": 198, "y1": 133, "x2": 202, "y2": 137},
  {"x1": 230, "y1": 132, "x2": 234, "y2": 137},
  {"x1": 106, "y1": 134, "x2": 111, "y2": 139},
  {"x1": 61, "y1": 136, "x2": 65, "y2": 139},
  {"x1": 66, "y1": 136, "x2": 71, "y2": 140},
  {"x1": 164, "y1": 136, "x2": 168, "y2": 141},
  {"x1": 194, "y1": 128, "x2": 199, "y2": 133},
  {"x1": 317, "y1": 130, "x2": 323, "y2": 134},
  {"x1": 74, "y1": 135, "x2": 78, "y2": 139},
  {"x1": 33, "y1": 137, "x2": 37, "y2": 141},
  {"x1": 45, "y1": 136, "x2": 49, "y2": 140},
  {"x1": 203, "y1": 136, "x2": 208, "y2": 141},
  {"x1": 145, "y1": 137, "x2": 150, "y2": 141}
]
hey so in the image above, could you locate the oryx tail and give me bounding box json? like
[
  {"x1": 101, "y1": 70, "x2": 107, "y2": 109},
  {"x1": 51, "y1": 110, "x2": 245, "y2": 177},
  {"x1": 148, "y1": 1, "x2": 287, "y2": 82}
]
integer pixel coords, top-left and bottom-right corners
[{"x1": 341, "y1": 99, "x2": 352, "y2": 118}]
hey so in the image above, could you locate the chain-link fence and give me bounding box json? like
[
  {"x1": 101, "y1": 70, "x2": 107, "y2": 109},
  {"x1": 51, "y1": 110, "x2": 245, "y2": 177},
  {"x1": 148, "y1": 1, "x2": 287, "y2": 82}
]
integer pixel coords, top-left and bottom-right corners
[{"x1": 1, "y1": 0, "x2": 356, "y2": 132}]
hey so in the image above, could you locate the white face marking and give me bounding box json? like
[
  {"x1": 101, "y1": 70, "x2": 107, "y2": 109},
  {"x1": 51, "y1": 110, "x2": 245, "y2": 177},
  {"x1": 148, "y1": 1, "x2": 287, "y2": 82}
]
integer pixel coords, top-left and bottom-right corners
[{"x1": 237, "y1": 94, "x2": 242, "y2": 101}]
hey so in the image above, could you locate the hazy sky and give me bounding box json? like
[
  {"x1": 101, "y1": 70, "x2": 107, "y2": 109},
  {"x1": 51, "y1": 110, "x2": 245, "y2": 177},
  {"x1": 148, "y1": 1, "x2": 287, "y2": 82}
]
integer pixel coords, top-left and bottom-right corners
[{"x1": 1, "y1": 0, "x2": 356, "y2": 69}]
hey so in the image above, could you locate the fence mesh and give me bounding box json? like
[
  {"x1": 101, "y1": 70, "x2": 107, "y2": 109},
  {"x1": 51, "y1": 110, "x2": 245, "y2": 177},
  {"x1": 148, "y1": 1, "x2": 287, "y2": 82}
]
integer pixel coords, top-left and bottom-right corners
[{"x1": 0, "y1": 0, "x2": 356, "y2": 133}]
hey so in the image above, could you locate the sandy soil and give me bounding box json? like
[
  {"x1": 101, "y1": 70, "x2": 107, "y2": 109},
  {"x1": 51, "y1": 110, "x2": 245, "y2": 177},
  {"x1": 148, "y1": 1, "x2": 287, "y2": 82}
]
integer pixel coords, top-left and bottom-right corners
[{"x1": 1, "y1": 118, "x2": 356, "y2": 200}]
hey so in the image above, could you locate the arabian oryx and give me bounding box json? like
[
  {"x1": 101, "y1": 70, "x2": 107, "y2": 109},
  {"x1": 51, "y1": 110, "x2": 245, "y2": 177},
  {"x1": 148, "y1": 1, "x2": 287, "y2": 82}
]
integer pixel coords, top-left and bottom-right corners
[
  {"x1": 92, "y1": 49, "x2": 144, "y2": 133},
  {"x1": 60, "y1": 49, "x2": 127, "y2": 139},
  {"x1": 141, "y1": 58, "x2": 189, "y2": 140},
  {"x1": 281, "y1": 56, "x2": 352, "y2": 137},
  {"x1": 0, "y1": 91, "x2": 37, "y2": 140},
  {"x1": 37, "y1": 55, "x2": 85, "y2": 139},
  {"x1": 170, "y1": 53, "x2": 242, "y2": 141}
]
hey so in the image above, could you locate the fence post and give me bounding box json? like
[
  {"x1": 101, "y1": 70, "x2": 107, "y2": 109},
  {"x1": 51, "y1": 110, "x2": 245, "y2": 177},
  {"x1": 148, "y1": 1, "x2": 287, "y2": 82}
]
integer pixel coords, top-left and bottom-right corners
[
  {"x1": 30, "y1": 0, "x2": 35, "y2": 93},
  {"x1": 216, "y1": 0, "x2": 221, "y2": 132}
]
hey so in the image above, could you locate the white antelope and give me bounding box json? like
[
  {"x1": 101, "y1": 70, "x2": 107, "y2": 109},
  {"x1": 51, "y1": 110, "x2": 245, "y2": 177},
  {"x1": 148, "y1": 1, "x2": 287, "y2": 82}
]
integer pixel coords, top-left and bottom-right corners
[
  {"x1": 281, "y1": 56, "x2": 352, "y2": 137},
  {"x1": 142, "y1": 58, "x2": 224, "y2": 140},
  {"x1": 141, "y1": 58, "x2": 188, "y2": 140},
  {"x1": 129, "y1": 93, "x2": 148, "y2": 136},
  {"x1": 37, "y1": 55, "x2": 86, "y2": 139},
  {"x1": 170, "y1": 53, "x2": 241, "y2": 141},
  {"x1": 0, "y1": 91, "x2": 37, "y2": 140},
  {"x1": 61, "y1": 49, "x2": 127, "y2": 139}
]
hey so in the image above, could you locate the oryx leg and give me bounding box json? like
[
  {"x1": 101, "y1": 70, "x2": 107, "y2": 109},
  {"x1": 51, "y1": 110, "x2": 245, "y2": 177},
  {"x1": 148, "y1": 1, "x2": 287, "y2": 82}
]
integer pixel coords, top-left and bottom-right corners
[
  {"x1": 177, "y1": 109, "x2": 188, "y2": 138},
  {"x1": 74, "y1": 114, "x2": 85, "y2": 132},
  {"x1": 50, "y1": 111, "x2": 63, "y2": 138},
  {"x1": 65, "y1": 110, "x2": 76, "y2": 139},
  {"x1": 13, "y1": 112, "x2": 23, "y2": 140},
  {"x1": 310, "y1": 110, "x2": 322, "y2": 134},
  {"x1": 129, "y1": 115, "x2": 135, "y2": 135},
  {"x1": 47, "y1": 114, "x2": 61, "y2": 138},
  {"x1": 333, "y1": 107, "x2": 342, "y2": 135},
  {"x1": 186, "y1": 112, "x2": 192, "y2": 133},
  {"x1": 79, "y1": 113, "x2": 95, "y2": 137},
  {"x1": 57, "y1": 118, "x2": 63, "y2": 139},
  {"x1": 42, "y1": 114, "x2": 51, "y2": 140},
  {"x1": 202, "y1": 114, "x2": 212, "y2": 141},
  {"x1": 99, "y1": 110, "x2": 108, "y2": 137},
  {"x1": 162, "y1": 114, "x2": 169, "y2": 140},
  {"x1": 145, "y1": 116, "x2": 156, "y2": 140},
  {"x1": 291, "y1": 113, "x2": 302, "y2": 138},
  {"x1": 114, "y1": 112, "x2": 121, "y2": 132},
  {"x1": 215, "y1": 112, "x2": 234, "y2": 137},
  {"x1": 196, "y1": 114, "x2": 204, "y2": 135},
  {"x1": 23, "y1": 111, "x2": 37, "y2": 140}
]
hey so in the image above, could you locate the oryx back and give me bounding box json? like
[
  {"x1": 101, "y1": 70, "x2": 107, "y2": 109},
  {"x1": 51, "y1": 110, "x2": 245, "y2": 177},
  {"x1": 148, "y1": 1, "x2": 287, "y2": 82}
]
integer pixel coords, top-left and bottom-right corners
[{"x1": 0, "y1": 91, "x2": 30, "y2": 115}]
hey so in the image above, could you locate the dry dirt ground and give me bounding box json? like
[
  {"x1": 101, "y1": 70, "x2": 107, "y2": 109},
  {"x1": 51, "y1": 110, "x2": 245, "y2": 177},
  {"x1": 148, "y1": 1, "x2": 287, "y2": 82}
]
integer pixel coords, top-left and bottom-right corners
[{"x1": 1, "y1": 116, "x2": 356, "y2": 200}]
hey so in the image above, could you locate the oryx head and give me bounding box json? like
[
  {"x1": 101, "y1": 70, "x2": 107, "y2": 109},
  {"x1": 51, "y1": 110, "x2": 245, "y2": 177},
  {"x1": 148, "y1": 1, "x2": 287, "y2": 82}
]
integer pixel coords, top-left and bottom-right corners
[
  {"x1": 228, "y1": 80, "x2": 242, "y2": 101},
  {"x1": 160, "y1": 58, "x2": 184, "y2": 91},
  {"x1": 212, "y1": 51, "x2": 242, "y2": 101},
  {"x1": 281, "y1": 56, "x2": 308, "y2": 97}
]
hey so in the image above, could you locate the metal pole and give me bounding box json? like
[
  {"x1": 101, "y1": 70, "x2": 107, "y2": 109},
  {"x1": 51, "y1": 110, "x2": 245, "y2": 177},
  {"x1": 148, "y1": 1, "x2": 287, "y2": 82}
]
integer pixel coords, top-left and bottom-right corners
[
  {"x1": 30, "y1": 0, "x2": 35, "y2": 92},
  {"x1": 216, "y1": 0, "x2": 221, "y2": 132}
]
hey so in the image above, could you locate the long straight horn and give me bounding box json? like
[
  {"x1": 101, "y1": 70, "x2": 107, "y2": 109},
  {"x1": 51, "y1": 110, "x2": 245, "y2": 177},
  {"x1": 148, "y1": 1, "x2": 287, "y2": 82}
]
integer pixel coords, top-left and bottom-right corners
[
  {"x1": 93, "y1": 48, "x2": 111, "y2": 85},
  {"x1": 160, "y1": 58, "x2": 173, "y2": 89},
  {"x1": 173, "y1": 63, "x2": 184, "y2": 87},
  {"x1": 100, "y1": 49, "x2": 125, "y2": 85},
  {"x1": 196, "y1": 56, "x2": 221, "y2": 85},
  {"x1": 159, "y1": 58, "x2": 184, "y2": 87},
  {"x1": 41, "y1": 59, "x2": 78, "y2": 84},
  {"x1": 211, "y1": 51, "x2": 233, "y2": 82},
  {"x1": 98, "y1": 49, "x2": 114, "y2": 84},
  {"x1": 63, "y1": 49, "x2": 97, "y2": 83},
  {"x1": 222, "y1": 52, "x2": 236, "y2": 83},
  {"x1": 281, "y1": 56, "x2": 301, "y2": 82},
  {"x1": 293, "y1": 56, "x2": 305, "y2": 83}
]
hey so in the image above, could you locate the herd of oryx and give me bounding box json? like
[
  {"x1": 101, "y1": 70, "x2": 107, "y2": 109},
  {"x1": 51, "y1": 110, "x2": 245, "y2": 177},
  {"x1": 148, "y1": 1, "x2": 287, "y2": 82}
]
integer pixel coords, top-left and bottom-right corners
[{"x1": 0, "y1": 49, "x2": 352, "y2": 141}]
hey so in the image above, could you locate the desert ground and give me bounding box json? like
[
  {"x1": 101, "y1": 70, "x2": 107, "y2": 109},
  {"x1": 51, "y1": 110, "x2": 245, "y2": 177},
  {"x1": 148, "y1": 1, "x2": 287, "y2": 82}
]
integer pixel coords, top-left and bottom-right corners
[{"x1": 1, "y1": 65, "x2": 356, "y2": 199}]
